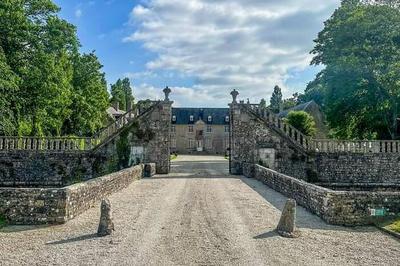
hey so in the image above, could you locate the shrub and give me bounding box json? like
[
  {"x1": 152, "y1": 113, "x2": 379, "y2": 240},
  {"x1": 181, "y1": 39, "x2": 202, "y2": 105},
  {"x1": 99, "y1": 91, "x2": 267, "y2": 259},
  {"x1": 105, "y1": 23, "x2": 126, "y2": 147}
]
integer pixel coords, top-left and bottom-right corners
[{"x1": 285, "y1": 111, "x2": 317, "y2": 137}]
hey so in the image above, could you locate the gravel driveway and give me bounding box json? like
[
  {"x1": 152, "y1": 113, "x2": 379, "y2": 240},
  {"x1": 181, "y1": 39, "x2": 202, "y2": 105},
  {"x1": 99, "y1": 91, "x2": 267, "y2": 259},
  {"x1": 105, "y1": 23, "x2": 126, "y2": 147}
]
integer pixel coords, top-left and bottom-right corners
[{"x1": 1, "y1": 155, "x2": 399, "y2": 265}]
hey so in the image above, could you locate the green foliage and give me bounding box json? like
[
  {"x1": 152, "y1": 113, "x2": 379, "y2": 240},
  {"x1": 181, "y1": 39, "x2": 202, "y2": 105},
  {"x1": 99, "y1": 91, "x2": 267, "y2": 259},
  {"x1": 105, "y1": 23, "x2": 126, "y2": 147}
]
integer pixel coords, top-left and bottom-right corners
[
  {"x1": 0, "y1": 214, "x2": 7, "y2": 229},
  {"x1": 116, "y1": 129, "x2": 131, "y2": 169},
  {"x1": 110, "y1": 78, "x2": 135, "y2": 111},
  {"x1": 259, "y1": 98, "x2": 267, "y2": 109},
  {"x1": 63, "y1": 53, "x2": 109, "y2": 136},
  {"x1": 282, "y1": 93, "x2": 300, "y2": 110},
  {"x1": 270, "y1": 85, "x2": 283, "y2": 113},
  {"x1": 0, "y1": 0, "x2": 109, "y2": 137},
  {"x1": 310, "y1": 1, "x2": 400, "y2": 139},
  {"x1": 285, "y1": 111, "x2": 317, "y2": 137}
]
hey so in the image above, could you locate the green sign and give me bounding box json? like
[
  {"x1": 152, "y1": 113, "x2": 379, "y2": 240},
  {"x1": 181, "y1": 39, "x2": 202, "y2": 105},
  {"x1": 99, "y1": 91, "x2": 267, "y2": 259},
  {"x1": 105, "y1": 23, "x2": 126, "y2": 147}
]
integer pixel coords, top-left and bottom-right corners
[{"x1": 370, "y1": 208, "x2": 386, "y2": 216}]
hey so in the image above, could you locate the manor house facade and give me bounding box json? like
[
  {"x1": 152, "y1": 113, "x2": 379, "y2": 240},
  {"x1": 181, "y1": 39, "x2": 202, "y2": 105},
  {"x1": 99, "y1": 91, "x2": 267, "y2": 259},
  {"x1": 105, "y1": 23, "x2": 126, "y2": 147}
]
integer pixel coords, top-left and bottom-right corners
[{"x1": 170, "y1": 108, "x2": 230, "y2": 155}]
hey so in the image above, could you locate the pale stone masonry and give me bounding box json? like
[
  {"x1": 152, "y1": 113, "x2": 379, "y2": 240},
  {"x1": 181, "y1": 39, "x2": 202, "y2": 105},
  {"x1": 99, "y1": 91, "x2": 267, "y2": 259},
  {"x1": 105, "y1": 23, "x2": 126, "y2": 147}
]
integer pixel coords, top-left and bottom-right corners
[{"x1": 170, "y1": 108, "x2": 230, "y2": 155}]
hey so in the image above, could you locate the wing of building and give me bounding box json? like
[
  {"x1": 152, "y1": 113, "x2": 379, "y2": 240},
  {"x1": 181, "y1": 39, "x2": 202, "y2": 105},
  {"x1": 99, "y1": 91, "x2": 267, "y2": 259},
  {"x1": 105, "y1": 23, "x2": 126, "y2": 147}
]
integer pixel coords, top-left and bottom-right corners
[{"x1": 171, "y1": 108, "x2": 230, "y2": 155}]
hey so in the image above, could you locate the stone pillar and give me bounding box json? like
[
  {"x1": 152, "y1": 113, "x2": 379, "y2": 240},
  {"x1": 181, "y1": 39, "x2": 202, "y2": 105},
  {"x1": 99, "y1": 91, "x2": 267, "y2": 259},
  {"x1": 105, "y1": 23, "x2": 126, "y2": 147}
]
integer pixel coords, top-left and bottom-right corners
[
  {"x1": 276, "y1": 198, "x2": 300, "y2": 238},
  {"x1": 97, "y1": 198, "x2": 114, "y2": 237},
  {"x1": 229, "y1": 89, "x2": 242, "y2": 174},
  {"x1": 144, "y1": 88, "x2": 173, "y2": 174}
]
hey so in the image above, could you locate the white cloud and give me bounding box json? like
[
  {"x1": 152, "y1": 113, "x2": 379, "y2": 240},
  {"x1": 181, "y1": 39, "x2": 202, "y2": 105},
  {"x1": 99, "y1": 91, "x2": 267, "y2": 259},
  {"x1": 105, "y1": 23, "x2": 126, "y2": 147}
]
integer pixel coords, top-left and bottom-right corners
[
  {"x1": 75, "y1": 8, "x2": 82, "y2": 18},
  {"x1": 125, "y1": 0, "x2": 340, "y2": 106}
]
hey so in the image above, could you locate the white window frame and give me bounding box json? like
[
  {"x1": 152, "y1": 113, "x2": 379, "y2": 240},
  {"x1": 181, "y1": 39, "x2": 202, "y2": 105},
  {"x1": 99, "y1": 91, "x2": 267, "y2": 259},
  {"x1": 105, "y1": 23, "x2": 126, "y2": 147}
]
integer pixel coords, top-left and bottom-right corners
[
  {"x1": 172, "y1": 115, "x2": 176, "y2": 122},
  {"x1": 225, "y1": 116, "x2": 230, "y2": 122},
  {"x1": 189, "y1": 115, "x2": 194, "y2": 122},
  {"x1": 225, "y1": 125, "x2": 229, "y2": 132},
  {"x1": 189, "y1": 139, "x2": 194, "y2": 148},
  {"x1": 208, "y1": 116, "x2": 212, "y2": 122},
  {"x1": 207, "y1": 125, "x2": 212, "y2": 133},
  {"x1": 171, "y1": 125, "x2": 176, "y2": 133}
]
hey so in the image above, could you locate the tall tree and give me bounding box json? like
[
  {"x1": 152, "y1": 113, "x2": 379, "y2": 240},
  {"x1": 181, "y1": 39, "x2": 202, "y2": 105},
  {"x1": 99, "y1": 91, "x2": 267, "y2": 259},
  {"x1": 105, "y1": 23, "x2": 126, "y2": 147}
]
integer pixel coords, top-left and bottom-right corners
[
  {"x1": 110, "y1": 78, "x2": 135, "y2": 111},
  {"x1": 0, "y1": 0, "x2": 109, "y2": 137},
  {"x1": 63, "y1": 52, "x2": 109, "y2": 136},
  {"x1": 310, "y1": 1, "x2": 400, "y2": 139},
  {"x1": 259, "y1": 98, "x2": 267, "y2": 109},
  {"x1": 270, "y1": 85, "x2": 283, "y2": 113}
]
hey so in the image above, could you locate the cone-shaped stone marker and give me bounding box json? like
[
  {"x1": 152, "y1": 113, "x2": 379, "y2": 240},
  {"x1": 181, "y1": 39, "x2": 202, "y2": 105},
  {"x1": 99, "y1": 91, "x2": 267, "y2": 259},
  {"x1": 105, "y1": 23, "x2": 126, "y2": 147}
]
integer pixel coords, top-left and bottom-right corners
[
  {"x1": 276, "y1": 198, "x2": 300, "y2": 238},
  {"x1": 97, "y1": 198, "x2": 114, "y2": 237}
]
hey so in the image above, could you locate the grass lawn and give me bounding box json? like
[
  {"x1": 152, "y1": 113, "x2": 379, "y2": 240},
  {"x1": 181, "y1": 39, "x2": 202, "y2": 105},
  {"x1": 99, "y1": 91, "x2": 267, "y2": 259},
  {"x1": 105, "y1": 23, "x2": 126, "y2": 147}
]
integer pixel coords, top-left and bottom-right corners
[
  {"x1": 377, "y1": 215, "x2": 400, "y2": 235},
  {"x1": 386, "y1": 218, "x2": 400, "y2": 233}
]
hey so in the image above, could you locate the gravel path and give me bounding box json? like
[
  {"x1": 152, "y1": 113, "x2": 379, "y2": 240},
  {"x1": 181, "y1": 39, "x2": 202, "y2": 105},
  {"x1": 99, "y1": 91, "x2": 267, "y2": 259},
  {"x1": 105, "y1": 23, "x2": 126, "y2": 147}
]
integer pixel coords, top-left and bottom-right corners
[{"x1": 1, "y1": 155, "x2": 399, "y2": 265}]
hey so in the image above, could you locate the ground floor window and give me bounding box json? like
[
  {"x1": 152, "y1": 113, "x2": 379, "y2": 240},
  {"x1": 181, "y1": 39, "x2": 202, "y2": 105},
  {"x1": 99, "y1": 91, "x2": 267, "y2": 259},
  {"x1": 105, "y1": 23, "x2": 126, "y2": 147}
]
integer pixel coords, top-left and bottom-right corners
[
  {"x1": 189, "y1": 139, "x2": 194, "y2": 148},
  {"x1": 205, "y1": 138, "x2": 212, "y2": 149}
]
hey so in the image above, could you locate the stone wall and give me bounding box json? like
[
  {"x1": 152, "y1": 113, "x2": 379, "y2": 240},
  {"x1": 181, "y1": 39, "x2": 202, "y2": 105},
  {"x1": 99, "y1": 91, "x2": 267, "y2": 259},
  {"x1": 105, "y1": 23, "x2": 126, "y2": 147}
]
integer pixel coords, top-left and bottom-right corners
[
  {"x1": 229, "y1": 103, "x2": 309, "y2": 180},
  {"x1": 0, "y1": 100, "x2": 172, "y2": 188},
  {"x1": 0, "y1": 151, "x2": 108, "y2": 187},
  {"x1": 0, "y1": 164, "x2": 146, "y2": 225},
  {"x1": 230, "y1": 102, "x2": 400, "y2": 184},
  {"x1": 247, "y1": 164, "x2": 400, "y2": 226},
  {"x1": 314, "y1": 152, "x2": 400, "y2": 183}
]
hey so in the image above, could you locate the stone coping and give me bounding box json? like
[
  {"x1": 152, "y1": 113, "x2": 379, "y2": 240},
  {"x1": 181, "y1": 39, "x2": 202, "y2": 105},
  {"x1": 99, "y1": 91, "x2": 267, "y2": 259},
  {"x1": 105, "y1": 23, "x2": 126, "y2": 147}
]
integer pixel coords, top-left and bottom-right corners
[{"x1": 250, "y1": 164, "x2": 400, "y2": 225}]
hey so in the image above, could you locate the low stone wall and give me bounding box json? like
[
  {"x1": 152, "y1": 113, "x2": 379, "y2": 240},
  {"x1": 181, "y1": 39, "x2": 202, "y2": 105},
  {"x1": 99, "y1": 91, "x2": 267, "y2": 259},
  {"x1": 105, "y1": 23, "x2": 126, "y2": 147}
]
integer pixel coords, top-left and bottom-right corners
[
  {"x1": 246, "y1": 164, "x2": 400, "y2": 226},
  {"x1": 0, "y1": 164, "x2": 145, "y2": 225},
  {"x1": 314, "y1": 152, "x2": 400, "y2": 184}
]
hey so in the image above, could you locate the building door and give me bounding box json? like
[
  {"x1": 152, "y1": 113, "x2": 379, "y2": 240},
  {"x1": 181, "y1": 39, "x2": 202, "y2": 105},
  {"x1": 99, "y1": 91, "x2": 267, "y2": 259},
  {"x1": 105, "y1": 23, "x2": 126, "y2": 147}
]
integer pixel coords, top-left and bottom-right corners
[{"x1": 197, "y1": 140, "x2": 203, "y2": 151}]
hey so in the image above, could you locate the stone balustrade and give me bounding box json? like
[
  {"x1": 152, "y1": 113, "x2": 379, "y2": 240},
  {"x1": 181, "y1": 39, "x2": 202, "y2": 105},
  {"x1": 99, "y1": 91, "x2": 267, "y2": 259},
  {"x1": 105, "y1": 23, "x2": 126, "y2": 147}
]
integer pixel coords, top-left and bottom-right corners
[
  {"x1": 0, "y1": 101, "x2": 160, "y2": 152},
  {"x1": 240, "y1": 103, "x2": 400, "y2": 154},
  {"x1": 0, "y1": 136, "x2": 97, "y2": 151}
]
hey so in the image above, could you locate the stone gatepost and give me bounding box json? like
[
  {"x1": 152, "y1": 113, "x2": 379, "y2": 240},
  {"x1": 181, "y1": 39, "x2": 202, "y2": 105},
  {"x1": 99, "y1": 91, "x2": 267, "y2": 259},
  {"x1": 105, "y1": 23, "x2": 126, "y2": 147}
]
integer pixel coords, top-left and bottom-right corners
[
  {"x1": 144, "y1": 87, "x2": 173, "y2": 174},
  {"x1": 229, "y1": 89, "x2": 244, "y2": 174}
]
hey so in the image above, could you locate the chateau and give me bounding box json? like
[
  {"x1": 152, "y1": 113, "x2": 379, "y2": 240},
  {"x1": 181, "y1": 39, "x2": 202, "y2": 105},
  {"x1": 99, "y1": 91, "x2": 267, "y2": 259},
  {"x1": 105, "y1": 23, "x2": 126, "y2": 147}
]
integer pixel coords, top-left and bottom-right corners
[{"x1": 170, "y1": 108, "x2": 230, "y2": 155}]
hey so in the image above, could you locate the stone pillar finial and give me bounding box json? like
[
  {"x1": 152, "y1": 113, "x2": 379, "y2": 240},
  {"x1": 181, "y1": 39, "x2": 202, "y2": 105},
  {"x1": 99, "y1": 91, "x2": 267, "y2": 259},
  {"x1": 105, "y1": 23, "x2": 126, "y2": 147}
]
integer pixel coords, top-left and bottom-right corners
[
  {"x1": 230, "y1": 89, "x2": 239, "y2": 103},
  {"x1": 163, "y1": 86, "x2": 171, "y2": 101}
]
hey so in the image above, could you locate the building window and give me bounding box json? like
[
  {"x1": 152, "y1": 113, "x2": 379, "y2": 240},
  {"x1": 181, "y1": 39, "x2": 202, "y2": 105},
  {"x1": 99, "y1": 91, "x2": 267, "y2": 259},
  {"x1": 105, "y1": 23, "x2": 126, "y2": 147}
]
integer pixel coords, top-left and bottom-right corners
[
  {"x1": 188, "y1": 125, "x2": 194, "y2": 132},
  {"x1": 208, "y1": 116, "x2": 212, "y2": 122},
  {"x1": 225, "y1": 125, "x2": 229, "y2": 132},
  {"x1": 189, "y1": 139, "x2": 194, "y2": 148},
  {"x1": 171, "y1": 138, "x2": 177, "y2": 148},
  {"x1": 206, "y1": 138, "x2": 212, "y2": 149},
  {"x1": 207, "y1": 125, "x2": 212, "y2": 133},
  {"x1": 189, "y1": 115, "x2": 194, "y2": 122},
  {"x1": 225, "y1": 116, "x2": 230, "y2": 122},
  {"x1": 172, "y1": 115, "x2": 176, "y2": 122},
  {"x1": 171, "y1": 125, "x2": 176, "y2": 133}
]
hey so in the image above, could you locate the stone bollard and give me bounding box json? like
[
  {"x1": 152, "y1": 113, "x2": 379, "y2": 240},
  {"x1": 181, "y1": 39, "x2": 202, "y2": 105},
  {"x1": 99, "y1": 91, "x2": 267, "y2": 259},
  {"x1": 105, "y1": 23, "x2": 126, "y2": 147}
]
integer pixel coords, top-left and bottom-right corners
[
  {"x1": 276, "y1": 198, "x2": 300, "y2": 238},
  {"x1": 97, "y1": 198, "x2": 114, "y2": 237}
]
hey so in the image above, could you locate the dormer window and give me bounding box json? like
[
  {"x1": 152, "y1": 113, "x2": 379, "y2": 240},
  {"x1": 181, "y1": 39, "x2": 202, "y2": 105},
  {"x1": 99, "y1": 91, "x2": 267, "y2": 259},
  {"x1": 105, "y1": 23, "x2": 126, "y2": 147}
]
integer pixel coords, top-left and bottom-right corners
[
  {"x1": 172, "y1": 115, "x2": 176, "y2": 122},
  {"x1": 225, "y1": 116, "x2": 230, "y2": 122},
  {"x1": 208, "y1": 116, "x2": 212, "y2": 122},
  {"x1": 190, "y1": 115, "x2": 194, "y2": 122}
]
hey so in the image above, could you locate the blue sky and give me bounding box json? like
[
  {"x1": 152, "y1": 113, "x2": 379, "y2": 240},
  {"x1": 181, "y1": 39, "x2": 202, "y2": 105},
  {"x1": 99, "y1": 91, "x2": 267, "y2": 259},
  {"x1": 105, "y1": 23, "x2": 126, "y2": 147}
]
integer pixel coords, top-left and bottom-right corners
[{"x1": 54, "y1": 0, "x2": 339, "y2": 107}]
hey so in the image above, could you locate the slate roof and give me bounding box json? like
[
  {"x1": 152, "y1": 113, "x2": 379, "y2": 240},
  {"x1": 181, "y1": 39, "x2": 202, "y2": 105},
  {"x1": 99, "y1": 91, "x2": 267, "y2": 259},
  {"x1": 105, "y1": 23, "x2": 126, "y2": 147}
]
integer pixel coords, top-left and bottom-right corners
[
  {"x1": 172, "y1": 108, "x2": 229, "y2": 125},
  {"x1": 278, "y1": 101, "x2": 317, "y2": 117}
]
